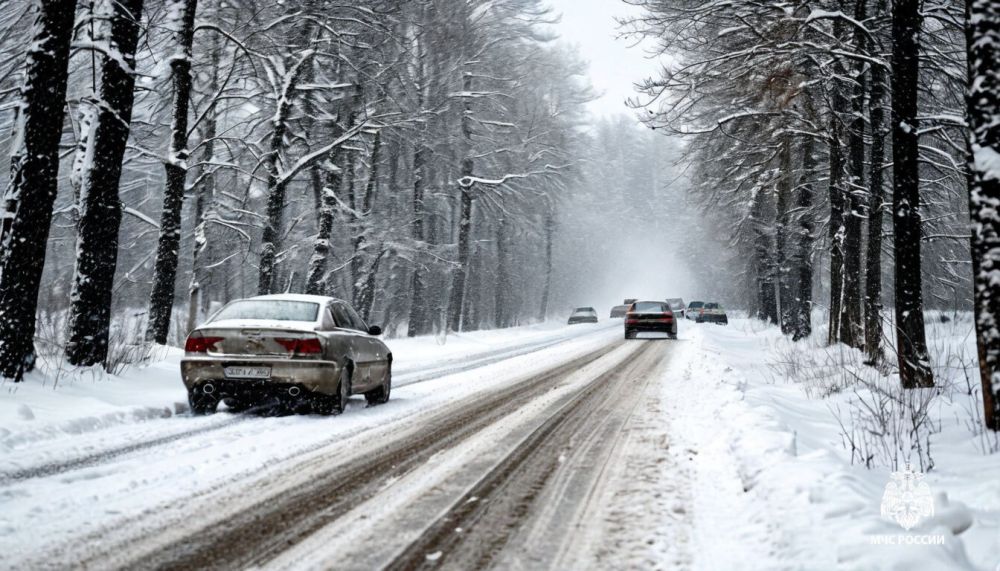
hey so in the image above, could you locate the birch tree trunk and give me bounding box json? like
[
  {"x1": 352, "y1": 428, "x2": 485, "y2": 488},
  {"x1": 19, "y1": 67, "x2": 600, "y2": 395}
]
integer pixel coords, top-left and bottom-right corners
[
  {"x1": 146, "y1": 0, "x2": 198, "y2": 344},
  {"x1": 891, "y1": 0, "x2": 934, "y2": 388},
  {"x1": 967, "y1": 0, "x2": 1000, "y2": 429},
  {"x1": 0, "y1": 0, "x2": 77, "y2": 379},
  {"x1": 66, "y1": 0, "x2": 146, "y2": 366}
]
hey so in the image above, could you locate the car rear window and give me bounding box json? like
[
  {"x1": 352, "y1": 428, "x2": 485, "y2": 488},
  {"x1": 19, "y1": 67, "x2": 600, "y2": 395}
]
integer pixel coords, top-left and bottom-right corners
[
  {"x1": 633, "y1": 301, "x2": 668, "y2": 312},
  {"x1": 573, "y1": 308, "x2": 596, "y2": 315},
  {"x1": 688, "y1": 301, "x2": 704, "y2": 308},
  {"x1": 211, "y1": 300, "x2": 320, "y2": 322}
]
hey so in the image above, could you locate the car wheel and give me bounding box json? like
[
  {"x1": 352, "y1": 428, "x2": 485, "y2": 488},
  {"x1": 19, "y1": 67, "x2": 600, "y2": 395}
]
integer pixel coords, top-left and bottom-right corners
[
  {"x1": 189, "y1": 387, "x2": 218, "y2": 415},
  {"x1": 312, "y1": 366, "x2": 350, "y2": 415},
  {"x1": 365, "y1": 361, "x2": 391, "y2": 406}
]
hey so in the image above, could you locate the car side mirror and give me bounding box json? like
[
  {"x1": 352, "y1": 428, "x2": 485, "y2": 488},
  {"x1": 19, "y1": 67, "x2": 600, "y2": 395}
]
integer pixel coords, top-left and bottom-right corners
[{"x1": 368, "y1": 325, "x2": 382, "y2": 336}]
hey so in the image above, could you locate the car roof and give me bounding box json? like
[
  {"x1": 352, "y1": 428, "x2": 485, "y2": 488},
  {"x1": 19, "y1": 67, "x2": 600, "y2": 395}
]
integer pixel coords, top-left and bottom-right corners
[{"x1": 247, "y1": 293, "x2": 341, "y2": 304}]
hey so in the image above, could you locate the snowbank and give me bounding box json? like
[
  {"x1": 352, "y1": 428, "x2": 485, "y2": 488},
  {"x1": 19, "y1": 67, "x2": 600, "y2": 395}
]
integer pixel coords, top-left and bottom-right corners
[{"x1": 668, "y1": 317, "x2": 1000, "y2": 570}]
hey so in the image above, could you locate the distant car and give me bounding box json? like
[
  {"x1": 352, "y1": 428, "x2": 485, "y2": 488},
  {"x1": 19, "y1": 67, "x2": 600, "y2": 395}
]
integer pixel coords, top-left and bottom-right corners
[
  {"x1": 624, "y1": 300, "x2": 678, "y2": 339},
  {"x1": 666, "y1": 298, "x2": 686, "y2": 318},
  {"x1": 568, "y1": 307, "x2": 599, "y2": 324},
  {"x1": 609, "y1": 305, "x2": 628, "y2": 318},
  {"x1": 694, "y1": 302, "x2": 729, "y2": 325},
  {"x1": 623, "y1": 298, "x2": 637, "y2": 305},
  {"x1": 181, "y1": 294, "x2": 391, "y2": 415},
  {"x1": 686, "y1": 301, "x2": 705, "y2": 320}
]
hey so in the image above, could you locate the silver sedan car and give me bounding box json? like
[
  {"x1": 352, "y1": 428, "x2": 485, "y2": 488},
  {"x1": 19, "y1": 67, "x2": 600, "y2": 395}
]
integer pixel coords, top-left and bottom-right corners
[{"x1": 180, "y1": 294, "x2": 391, "y2": 415}]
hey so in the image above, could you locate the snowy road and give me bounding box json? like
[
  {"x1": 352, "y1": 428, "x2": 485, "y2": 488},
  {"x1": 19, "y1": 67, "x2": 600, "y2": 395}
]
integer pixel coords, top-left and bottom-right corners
[{"x1": 1, "y1": 324, "x2": 680, "y2": 570}]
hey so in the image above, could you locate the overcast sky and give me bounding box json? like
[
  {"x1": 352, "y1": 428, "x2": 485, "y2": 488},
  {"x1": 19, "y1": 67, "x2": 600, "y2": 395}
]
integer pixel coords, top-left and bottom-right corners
[{"x1": 544, "y1": 0, "x2": 662, "y2": 119}]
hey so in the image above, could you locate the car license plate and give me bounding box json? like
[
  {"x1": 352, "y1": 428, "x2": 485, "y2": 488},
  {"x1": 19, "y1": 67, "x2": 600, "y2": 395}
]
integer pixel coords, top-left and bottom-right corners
[{"x1": 223, "y1": 366, "x2": 271, "y2": 379}]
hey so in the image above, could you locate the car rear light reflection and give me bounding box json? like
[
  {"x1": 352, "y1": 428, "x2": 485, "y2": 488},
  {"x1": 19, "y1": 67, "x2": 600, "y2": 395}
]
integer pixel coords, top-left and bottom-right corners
[{"x1": 185, "y1": 332, "x2": 223, "y2": 353}]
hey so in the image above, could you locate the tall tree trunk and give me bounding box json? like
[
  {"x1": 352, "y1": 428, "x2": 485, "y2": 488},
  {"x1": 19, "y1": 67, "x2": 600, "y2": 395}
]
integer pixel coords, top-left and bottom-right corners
[
  {"x1": 752, "y1": 187, "x2": 778, "y2": 323},
  {"x1": 538, "y1": 200, "x2": 554, "y2": 321},
  {"x1": 447, "y1": 72, "x2": 475, "y2": 332},
  {"x1": 305, "y1": 90, "x2": 357, "y2": 296},
  {"x1": 0, "y1": 0, "x2": 77, "y2": 378},
  {"x1": 353, "y1": 130, "x2": 381, "y2": 307},
  {"x1": 839, "y1": 0, "x2": 868, "y2": 349},
  {"x1": 186, "y1": 38, "x2": 221, "y2": 334},
  {"x1": 66, "y1": 0, "x2": 145, "y2": 366},
  {"x1": 828, "y1": 111, "x2": 847, "y2": 343},
  {"x1": 966, "y1": 0, "x2": 1000, "y2": 429},
  {"x1": 494, "y1": 205, "x2": 511, "y2": 328},
  {"x1": 776, "y1": 136, "x2": 794, "y2": 334},
  {"x1": 406, "y1": 143, "x2": 432, "y2": 336},
  {"x1": 890, "y1": 0, "x2": 933, "y2": 388},
  {"x1": 864, "y1": 36, "x2": 888, "y2": 363},
  {"x1": 792, "y1": 135, "x2": 817, "y2": 341},
  {"x1": 257, "y1": 50, "x2": 315, "y2": 295},
  {"x1": 146, "y1": 0, "x2": 198, "y2": 344}
]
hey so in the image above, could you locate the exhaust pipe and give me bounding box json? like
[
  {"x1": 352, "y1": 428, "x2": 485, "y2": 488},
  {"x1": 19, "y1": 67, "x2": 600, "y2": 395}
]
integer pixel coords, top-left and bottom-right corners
[
  {"x1": 203, "y1": 383, "x2": 215, "y2": 395},
  {"x1": 288, "y1": 386, "x2": 301, "y2": 397}
]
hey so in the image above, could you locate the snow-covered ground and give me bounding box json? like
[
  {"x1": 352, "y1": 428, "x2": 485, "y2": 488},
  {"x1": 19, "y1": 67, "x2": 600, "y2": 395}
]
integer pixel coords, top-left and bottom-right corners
[
  {"x1": 0, "y1": 320, "x2": 611, "y2": 461},
  {"x1": 0, "y1": 321, "x2": 620, "y2": 567},
  {"x1": 656, "y1": 317, "x2": 1000, "y2": 570},
  {"x1": 2, "y1": 315, "x2": 998, "y2": 570}
]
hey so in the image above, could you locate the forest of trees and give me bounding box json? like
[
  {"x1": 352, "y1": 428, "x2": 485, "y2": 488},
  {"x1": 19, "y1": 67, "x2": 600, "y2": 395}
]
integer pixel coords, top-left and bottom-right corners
[
  {"x1": 0, "y1": 0, "x2": 593, "y2": 378},
  {"x1": 621, "y1": 0, "x2": 999, "y2": 428},
  {"x1": 0, "y1": 0, "x2": 996, "y2": 430}
]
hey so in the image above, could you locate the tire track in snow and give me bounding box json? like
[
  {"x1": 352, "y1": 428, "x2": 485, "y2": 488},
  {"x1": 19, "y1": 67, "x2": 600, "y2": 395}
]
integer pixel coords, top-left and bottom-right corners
[{"x1": 0, "y1": 325, "x2": 616, "y2": 485}]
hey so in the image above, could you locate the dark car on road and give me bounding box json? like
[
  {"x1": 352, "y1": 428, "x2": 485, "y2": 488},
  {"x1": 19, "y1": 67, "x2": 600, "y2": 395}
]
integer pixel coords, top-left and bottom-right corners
[
  {"x1": 181, "y1": 294, "x2": 391, "y2": 416},
  {"x1": 624, "y1": 301, "x2": 678, "y2": 339},
  {"x1": 568, "y1": 307, "x2": 599, "y2": 324}
]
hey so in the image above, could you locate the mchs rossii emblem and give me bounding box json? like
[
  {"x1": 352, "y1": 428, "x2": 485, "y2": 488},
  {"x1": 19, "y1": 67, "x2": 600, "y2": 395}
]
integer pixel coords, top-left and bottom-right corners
[{"x1": 880, "y1": 464, "x2": 934, "y2": 531}]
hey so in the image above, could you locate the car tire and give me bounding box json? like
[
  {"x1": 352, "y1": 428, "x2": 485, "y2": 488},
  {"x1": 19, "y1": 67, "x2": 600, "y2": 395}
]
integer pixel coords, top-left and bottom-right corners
[
  {"x1": 624, "y1": 329, "x2": 634, "y2": 340},
  {"x1": 365, "y1": 362, "x2": 391, "y2": 406},
  {"x1": 189, "y1": 388, "x2": 218, "y2": 415},
  {"x1": 313, "y1": 366, "x2": 350, "y2": 415}
]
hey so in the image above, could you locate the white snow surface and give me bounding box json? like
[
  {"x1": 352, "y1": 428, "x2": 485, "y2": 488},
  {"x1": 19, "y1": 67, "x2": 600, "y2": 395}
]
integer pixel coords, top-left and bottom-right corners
[
  {"x1": 656, "y1": 317, "x2": 1000, "y2": 570},
  {"x1": 2, "y1": 316, "x2": 998, "y2": 570}
]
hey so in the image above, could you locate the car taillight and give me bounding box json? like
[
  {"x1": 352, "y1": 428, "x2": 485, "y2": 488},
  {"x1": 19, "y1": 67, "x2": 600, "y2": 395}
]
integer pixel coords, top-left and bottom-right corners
[
  {"x1": 276, "y1": 337, "x2": 323, "y2": 355},
  {"x1": 185, "y1": 332, "x2": 223, "y2": 353}
]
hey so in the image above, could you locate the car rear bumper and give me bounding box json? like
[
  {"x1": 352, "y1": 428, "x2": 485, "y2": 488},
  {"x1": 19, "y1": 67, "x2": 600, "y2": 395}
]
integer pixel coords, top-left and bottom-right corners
[
  {"x1": 181, "y1": 358, "x2": 343, "y2": 396},
  {"x1": 625, "y1": 322, "x2": 678, "y2": 335}
]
